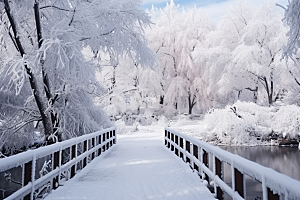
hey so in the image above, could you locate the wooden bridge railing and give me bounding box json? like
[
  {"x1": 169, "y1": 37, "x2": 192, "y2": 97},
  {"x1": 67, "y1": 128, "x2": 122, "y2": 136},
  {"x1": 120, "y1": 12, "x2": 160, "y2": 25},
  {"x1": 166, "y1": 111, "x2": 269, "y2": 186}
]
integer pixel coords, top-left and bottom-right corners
[
  {"x1": 0, "y1": 127, "x2": 116, "y2": 200},
  {"x1": 165, "y1": 127, "x2": 300, "y2": 200}
]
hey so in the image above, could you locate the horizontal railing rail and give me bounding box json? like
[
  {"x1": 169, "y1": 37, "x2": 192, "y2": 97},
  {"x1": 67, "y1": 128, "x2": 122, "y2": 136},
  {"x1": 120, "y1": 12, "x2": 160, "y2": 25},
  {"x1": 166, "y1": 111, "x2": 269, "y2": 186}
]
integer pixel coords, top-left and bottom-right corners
[
  {"x1": 0, "y1": 127, "x2": 116, "y2": 200},
  {"x1": 165, "y1": 127, "x2": 300, "y2": 200}
]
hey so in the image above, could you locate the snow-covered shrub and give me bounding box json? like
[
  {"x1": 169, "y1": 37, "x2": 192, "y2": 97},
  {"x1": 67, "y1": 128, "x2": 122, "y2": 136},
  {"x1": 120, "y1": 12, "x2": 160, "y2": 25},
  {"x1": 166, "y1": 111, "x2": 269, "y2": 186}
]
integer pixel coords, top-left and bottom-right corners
[
  {"x1": 0, "y1": 130, "x2": 40, "y2": 155},
  {"x1": 197, "y1": 101, "x2": 300, "y2": 145},
  {"x1": 201, "y1": 104, "x2": 258, "y2": 145},
  {"x1": 272, "y1": 105, "x2": 300, "y2": 138}
]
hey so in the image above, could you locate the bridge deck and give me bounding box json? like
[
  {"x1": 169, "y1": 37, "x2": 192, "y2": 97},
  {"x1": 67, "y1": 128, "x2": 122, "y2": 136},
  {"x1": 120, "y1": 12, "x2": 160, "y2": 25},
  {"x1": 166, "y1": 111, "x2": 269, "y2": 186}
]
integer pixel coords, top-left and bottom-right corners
[{"x1": 45, "y1": 128, "x2": 214, "y2": 200}]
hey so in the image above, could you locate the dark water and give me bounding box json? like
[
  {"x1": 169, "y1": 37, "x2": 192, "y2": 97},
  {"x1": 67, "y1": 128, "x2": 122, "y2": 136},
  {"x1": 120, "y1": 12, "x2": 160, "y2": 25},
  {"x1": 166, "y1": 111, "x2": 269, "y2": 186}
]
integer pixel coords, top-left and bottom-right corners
[
  {"x1": 0, "y1": 155, "x2": 51, "y2": 200},
  {"x1": 219, "y1": 146, "x2": 300, "y2": 200}
]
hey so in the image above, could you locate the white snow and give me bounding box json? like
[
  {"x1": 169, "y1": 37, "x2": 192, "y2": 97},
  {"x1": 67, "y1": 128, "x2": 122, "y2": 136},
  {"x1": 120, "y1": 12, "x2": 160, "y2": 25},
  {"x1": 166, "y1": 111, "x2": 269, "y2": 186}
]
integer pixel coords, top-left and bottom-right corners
[{"x1": 45, "y1": 127, "x2": 214, "y2": 200}]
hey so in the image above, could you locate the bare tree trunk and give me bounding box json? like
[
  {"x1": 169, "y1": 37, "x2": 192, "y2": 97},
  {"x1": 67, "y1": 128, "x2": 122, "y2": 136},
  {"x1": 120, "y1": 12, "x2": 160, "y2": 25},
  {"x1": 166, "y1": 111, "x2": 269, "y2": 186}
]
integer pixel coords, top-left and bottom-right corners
[
  {"x1": 188, "y1": 94, "x2": 196, "y2": 115},
  {"x1": 4, "y1": 0, "x2": 53, "y2": 141},
  {"x1": 245, "y1": 86, "x2": 258, "y2": 103},
  {"x1": 34, "y1": 1, "x2": 61, "y2": 142},
  {"x1": 159, "y1": 95, "x2": 164, "y2": 105},
  {"x1": 263, "y1": 77, "x2": 273, "y2": 106}
]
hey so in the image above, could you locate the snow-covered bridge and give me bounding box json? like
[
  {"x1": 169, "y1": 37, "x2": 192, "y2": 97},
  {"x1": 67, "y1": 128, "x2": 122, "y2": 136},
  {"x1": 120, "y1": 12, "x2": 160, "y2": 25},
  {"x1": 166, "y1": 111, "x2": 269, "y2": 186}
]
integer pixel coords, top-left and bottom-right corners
[
  {"x1": 1, "y1": 127, "x2": 300, "y2": 200},
  {"x1": 45, "y1": 129, "x2": 214, "y2": 200}
]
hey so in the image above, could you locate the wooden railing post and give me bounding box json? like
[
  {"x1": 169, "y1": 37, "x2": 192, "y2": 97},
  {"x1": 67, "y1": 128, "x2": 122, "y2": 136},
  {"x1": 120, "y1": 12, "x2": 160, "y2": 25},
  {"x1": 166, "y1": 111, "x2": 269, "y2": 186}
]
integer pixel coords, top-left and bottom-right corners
[
  {"x1": 71, "y1": 144, "x2": 76, "y2": 178},
  {"x1": 167, "y1": 131, "x2": 170, "y2": 149},
  {"x1": 165, "y1": 130, "x2": 167, "y2": 145},
  {"x1": 106, "y1": 132, "x2": 109, "y2": 150},
  {"x1": 92, "y1": 137, "x2": 95, "y2": 160},
  {"x1": 171, "y1": 133, "x2": 174, "y2": 151},
  {"x1": 110, "y1": 131, "x2": 113, "y2": 146},
  {"x1": 179, "y1": 137, "x2": 184, "y2": 160},
  {"x1": 215, "y1": 157, "x2": 223, "y2": 200},
  {"x1": 98, "y1": 134, "x2": 102, "y2": 156},
  {"x1": 83, "y1": 140, "x2": 87, "y2": 168},
  {"x1": 53, "y1": 151, "x2": 59, "y2": 189},
  {"x1": 23, "y1": 161, "x2": 32, "y2": 200},
  {"x1": 175, "y1": 135, "x2": 179, "y2": 156},
  {"x1": 98, "y1": 134, "x2": 102, "y2": 144},
  {"x1": 203, "y1": 149, "x2": 209, "y2": 182},
  {"x1": 113, "y1": 130, "x2": 116, "y2": 144},
  {"x1": 102, "y1": 133, "x2": 106, "y2": 152},
  {"x1": 234, "y1": 168, "x2": 244, "y2": 198},
  {"x1": 193, "y1": 144, "x2": 199, "y2": 171},
  {"x1": 186, "y1": 140, "x2": 190, "y2": 163}
]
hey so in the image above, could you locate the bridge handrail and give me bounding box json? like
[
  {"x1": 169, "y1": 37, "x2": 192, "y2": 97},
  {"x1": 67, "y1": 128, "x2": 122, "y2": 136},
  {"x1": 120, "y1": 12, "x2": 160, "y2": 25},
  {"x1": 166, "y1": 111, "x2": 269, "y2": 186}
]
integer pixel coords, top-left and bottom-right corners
[
  {"x1": 1, "y1": 127, "x2": 116, "y2": 200},
  {"x1": 165, "y1": 127, "x2": 300, "y2": 200}
]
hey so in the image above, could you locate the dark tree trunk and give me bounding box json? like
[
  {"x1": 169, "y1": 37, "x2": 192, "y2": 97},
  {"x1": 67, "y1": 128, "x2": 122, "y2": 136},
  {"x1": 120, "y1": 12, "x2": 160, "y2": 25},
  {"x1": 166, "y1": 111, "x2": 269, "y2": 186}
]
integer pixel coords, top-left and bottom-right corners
[
  {"x1": 159, "y1": 95, "x2": 164, "y2": 105},
  {"x1": 188, "y1": 95, "x2": 196, "y2": 115},
  {"x1": 34, "y1": 1, "x2": 61, "y2": 143},
  {"x1": 263, "y1": 77, "x2": 273, "y2": 106},
  {"x1": 5, "y1": 0, "x2": 53, "y2": 141},
  {"x1": 245, "y1": 86, "x2": 258, "y2": 103}
]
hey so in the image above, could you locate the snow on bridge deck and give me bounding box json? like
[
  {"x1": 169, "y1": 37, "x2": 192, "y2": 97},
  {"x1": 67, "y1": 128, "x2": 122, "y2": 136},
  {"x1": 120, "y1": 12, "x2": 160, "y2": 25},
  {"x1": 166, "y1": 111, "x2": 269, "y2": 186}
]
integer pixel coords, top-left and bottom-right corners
[{"x1": 45, "y1": 128, "x2": 214, "y2": 200}]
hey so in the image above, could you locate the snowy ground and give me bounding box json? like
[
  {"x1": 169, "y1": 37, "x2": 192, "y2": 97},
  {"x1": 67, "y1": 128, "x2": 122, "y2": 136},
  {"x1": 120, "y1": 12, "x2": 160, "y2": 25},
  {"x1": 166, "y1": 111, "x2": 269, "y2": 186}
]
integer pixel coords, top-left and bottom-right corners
[{"x1": 45, "y1": 127, "x2": 214, "y2": 200}]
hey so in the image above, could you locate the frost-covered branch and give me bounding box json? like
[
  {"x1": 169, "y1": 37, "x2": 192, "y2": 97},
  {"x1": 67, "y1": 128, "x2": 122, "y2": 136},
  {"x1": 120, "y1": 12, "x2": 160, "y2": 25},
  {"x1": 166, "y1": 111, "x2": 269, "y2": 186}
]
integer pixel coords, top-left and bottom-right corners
[
  {"x1": 281, "y1": 0, "x2": 300, "y2": 60},
  {"x1": 40, "y1": 5, "x2": 74, "y2": 12}
]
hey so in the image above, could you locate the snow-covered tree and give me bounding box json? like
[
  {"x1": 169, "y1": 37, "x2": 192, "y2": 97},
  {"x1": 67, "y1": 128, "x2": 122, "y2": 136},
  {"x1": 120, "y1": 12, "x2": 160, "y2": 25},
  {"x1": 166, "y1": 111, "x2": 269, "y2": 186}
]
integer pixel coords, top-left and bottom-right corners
[
  {"x1": 280, "y1": 0, "x2": 300, "y2": 60},
  {"x1": 192, "y1": 1, "x2": 253, "y2": 109},
  {"x1": 97, "y1": 57, "x2": 161, "y2": 119},
  {"x1": 227, "y1": 4, "x2": 288, "y2": 106},
  {"x1": 279, "y1": 0, "x2": 300, "y2": 105},
  {"x1": 0, "y1": 0, "x2": 154, "y2": 154},
  {"x1": 146, "y1": 1, "x2": 181, "y2": 109},
  {"x1": 147, "y1": 1, "x2": 213, "y2": 114},
  {"x1": 194, "y1": 2, "x2": 289, "y2": 107}
]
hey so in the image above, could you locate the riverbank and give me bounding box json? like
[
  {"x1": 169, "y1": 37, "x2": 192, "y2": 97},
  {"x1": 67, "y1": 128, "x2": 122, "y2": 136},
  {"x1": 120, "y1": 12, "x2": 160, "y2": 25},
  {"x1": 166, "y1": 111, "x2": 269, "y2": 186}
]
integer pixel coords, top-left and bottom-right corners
[{"x1": 168, "y1": 102, "x2": 300, "y2": 146}]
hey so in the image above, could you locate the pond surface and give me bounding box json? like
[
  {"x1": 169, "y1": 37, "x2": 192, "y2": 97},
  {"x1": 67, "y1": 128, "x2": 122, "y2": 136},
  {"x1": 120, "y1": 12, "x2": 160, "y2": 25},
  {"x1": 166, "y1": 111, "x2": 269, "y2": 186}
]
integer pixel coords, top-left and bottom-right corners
[{"x1": 219, "y1": 146, "x2": 300, "y2": 200}]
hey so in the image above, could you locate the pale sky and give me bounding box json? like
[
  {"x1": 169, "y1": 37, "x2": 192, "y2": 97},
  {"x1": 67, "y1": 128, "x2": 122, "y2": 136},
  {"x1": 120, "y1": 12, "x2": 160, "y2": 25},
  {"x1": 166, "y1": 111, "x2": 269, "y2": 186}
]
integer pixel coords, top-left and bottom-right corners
[{"x1": 142, "y1": 0, "x2": 289, "y2": 23}]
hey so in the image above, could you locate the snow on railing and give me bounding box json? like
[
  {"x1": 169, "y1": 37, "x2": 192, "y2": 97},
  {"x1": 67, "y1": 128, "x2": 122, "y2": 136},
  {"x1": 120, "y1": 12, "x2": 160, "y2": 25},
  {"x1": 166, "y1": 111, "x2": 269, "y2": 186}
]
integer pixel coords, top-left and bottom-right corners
[
  {"x1": 0, "y1": 127, "x2": 116, "y2": 200},
  {"x1": 164, "y1": 127, "x2": 300, "y2": 200}
]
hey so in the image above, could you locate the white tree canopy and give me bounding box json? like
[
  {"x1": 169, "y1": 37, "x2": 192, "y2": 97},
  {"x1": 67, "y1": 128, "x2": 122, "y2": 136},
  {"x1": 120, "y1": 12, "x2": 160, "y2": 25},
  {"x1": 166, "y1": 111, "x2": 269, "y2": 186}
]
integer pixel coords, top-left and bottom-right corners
[{"x1": 0, "y1": 0, "x2": 154, "y2": 154}]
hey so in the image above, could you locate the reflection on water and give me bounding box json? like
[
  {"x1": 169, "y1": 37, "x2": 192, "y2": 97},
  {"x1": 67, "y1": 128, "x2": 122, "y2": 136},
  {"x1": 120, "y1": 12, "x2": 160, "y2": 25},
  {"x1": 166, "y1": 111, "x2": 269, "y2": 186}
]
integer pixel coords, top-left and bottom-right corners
[{"x1": 219, "y1": 146, "x2": 300, "y2": 199}]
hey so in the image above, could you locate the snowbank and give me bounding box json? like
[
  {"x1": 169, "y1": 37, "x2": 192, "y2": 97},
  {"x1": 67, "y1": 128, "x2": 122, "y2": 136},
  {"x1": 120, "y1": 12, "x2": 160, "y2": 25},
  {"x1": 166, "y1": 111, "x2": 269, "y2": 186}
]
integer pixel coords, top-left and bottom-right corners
[{"x1": 178, "y1": 101, "x2": 300, "y2": 146}]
